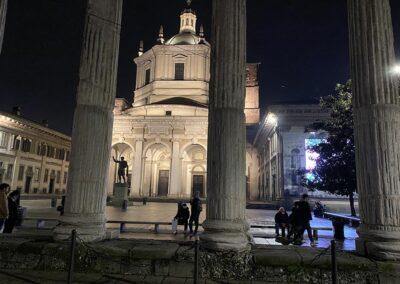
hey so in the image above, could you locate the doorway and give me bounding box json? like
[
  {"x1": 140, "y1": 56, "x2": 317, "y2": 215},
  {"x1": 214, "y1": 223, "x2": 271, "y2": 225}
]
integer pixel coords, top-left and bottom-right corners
[
  {"x1": 192, "y1": 175, "x2": 204, "y2": 197},
  {"x1": 157, "y1": 170, "x2": 169, "y2": 196},
  {"x1": 24, "y1": 176, "x2": 32, "y2": 194},
  {"x1": 49, "y1": 179, "x2": 55, "y2": 194}
]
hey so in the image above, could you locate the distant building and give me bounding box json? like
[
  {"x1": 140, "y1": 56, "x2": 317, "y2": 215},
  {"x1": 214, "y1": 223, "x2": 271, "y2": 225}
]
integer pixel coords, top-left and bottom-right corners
[
  {"x1": 0, "y1": 108, "x2": 71, "y2": 195},
  {"x1": 253, "y1": 104, "x2": 329, "y2": 201},
  {"x1": 110, "y1": 3, "x2": 261, "y2": 199}
]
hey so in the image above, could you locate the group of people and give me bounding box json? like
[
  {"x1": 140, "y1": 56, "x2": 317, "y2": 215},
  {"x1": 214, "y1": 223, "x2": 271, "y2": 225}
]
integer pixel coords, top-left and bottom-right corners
[
  {"x1": 0, "y1": 183, "x2": 21, "y2": 234},
  {"x1": 274, "y1": 194, "x2": 317, "y2": 246},
  {"x1": 173, "y1": 191, "x2": 202, "y2": 237}
]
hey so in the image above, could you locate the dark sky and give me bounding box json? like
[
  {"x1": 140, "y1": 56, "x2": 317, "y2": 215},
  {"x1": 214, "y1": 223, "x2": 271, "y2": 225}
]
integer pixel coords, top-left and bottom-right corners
[{"x1": 1, "y1": 0, "x2": 399, "y2": 135}]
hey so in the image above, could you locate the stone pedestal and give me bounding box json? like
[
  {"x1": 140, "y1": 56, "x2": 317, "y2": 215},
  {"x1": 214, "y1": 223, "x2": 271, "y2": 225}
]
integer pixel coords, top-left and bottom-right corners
[
  {"x1": 53, "y1": 0, "x2": 123, "y2": 242},
  {"x1": 348, "y1": 0, "x2": 400, "y2": 260},
  {"x1": 111, "y1": 183, "x2": 130, "y2": 207},
  {"x1": 200, "y1": 0, "x2": 250, "y2": 251}
]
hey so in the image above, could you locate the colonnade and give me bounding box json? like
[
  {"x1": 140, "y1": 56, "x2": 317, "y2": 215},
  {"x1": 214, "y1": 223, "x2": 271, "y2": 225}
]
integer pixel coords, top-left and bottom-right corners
[{"x1": 51, "y1": 0, "x2": 400, "y2": 259}]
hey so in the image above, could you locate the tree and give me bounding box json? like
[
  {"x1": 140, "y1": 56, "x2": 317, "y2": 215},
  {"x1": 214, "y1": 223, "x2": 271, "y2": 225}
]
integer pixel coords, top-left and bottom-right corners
[{"x1": 301, "y1": 80, "x2": 357, "y2": 216}]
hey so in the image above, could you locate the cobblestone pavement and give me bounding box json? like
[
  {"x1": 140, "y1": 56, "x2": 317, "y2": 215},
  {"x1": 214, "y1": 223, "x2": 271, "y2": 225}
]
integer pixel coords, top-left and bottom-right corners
[{"x1": 18, "y1": 199, "x2": 357, "y2": 251}]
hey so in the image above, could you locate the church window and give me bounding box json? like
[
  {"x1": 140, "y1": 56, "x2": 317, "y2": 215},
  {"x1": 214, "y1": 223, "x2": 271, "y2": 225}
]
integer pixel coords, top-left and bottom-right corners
[
  {"x1": 145, "y1": 68, "x2": 151, "y2": 85},
  {"x1": 191, "y1": 19, "x2": 194, "y2": 26},
  {"x1": 175, "y1": 63, "x2": 184, "y2": 80},
  {"x1": 21, "y1": 138, "x2": 32, "y2": 152},
  {"x1": 44, "y1": 169, "x2": 49, "y2": 182},
  {"x1": 18, "y1": 165, "x2": 25, "y2": 181},
  {"x1": 11, "y1": 135, "x2": 20, "y2": 150},
  {"x1": 0, "y1": 131, "x2": 9, "y2": 148},
  {"x1": 186, "y1": 18, "x2": 189, "y2": 25}
]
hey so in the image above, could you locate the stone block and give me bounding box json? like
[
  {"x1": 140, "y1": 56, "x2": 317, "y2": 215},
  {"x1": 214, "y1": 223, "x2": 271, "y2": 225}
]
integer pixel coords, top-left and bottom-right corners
[
  {"x1": 162, "y1": 276, "x2": 188, "y2": 284},
  {"x1": 252, "y1": 248, "x2": 301, "y2": 267},
  {"x1": 141, "y1": 275, "x2": 166, "y2": 284},
  {"x1": 130, "y1": 243, "x2": 179, "y2": 260},
  {"x1": 122, "y1": 259, "x2": 152, "y2": 275},
  {"x1": 154, "y1": 260, "x2": 169, "y2": 276},
  {"x1": 105, "y1": 229, "x2": 120, "y2": 240},
  {"x1": 168, "y1": 261, "x2": 193, "y2": 278}
]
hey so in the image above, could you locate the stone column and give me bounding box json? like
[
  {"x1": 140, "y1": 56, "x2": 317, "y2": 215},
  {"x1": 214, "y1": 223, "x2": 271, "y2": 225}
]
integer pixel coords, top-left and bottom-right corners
[
  {"x1": 132, "y1": 139, "x2": 143, "y2": 196},
  {"x1": 169, "y1": 139, "x2": 181, "y2": 196},
  {"x1": 348, "y1": 0, "x2": 400, "y2": 260},
  {"x1": 200, "y1": 0, "x2": 249, "y2": 251},
  {"x1": 54, "y1": 0, "x2": 123, "y2": 242},
  {"x1": 0, "y1": 0, "x2": 7, "y2": 54}
]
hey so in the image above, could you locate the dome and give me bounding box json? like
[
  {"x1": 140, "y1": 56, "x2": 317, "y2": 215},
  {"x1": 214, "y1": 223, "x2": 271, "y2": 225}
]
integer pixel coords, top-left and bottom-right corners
[{"x1": 165, "y1": 32, "x2": 209, "y2": 46}]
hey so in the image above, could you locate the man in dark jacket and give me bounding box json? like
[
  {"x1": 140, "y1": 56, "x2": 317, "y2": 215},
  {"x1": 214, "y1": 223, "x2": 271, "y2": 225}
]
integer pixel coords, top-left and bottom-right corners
[
  {"x1": 297, "y1": 194, "x2": 316, "y2": 245},
  {"x1": 3, "y1": 189, "x2": 20, "y2": 233},
  {"x1": 189, "y1": 191, "x2": 202, "y2": 236},
  {"x1": 174, "y1": 201, "x2": 190, "y2": 234},
  {"x1": 275, "y1": 207, "x2": 289, "y2": 237}
]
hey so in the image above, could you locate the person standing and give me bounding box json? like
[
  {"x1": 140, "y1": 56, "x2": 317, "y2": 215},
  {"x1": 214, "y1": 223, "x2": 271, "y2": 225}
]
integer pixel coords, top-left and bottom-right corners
[
  {"x1": 189, "y1": 191, "x2": 202, "y2": 237},
  {"x1": 3, "y1": 189, "x2": 20, "y2": 233},
  {"x1": 274, "y1": 207, "x2": 289, "y2": 237},
  {"x1": 112, "y1": 156, "x2": 128, "y2": 183},
  {"x1": 297, "y1": 194, "x2": 316, "y2": 246},
  {"x1": 0, "y1": 183, "x2": 10, "y2": 232}
]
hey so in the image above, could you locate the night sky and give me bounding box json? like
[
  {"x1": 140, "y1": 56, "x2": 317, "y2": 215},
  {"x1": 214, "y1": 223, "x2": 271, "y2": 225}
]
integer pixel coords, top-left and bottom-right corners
[{"x1": 1, "y1": 0, "x2": 399, "y2": 135}]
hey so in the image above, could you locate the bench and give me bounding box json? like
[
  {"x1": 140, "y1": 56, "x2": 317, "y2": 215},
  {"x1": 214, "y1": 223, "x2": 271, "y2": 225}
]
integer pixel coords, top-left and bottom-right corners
[
  {"x1": 323, "y1": 212, "x2": 360, "y2": 240},
  {"x1": 107, "y1": 220, "x2": 173, "y2": 233},
  {"x1": 250, "y1": 224, "x2": 332, "y2": 240},
  {"x1": 323, "y1": 212, "x2": 360, "y2": 227},
  {"x1": 23, "y1": 217, "x2": 58, "y2": 229},
  {"x1": 311, "y1": 227, "x2": 332, "y2": 240}
]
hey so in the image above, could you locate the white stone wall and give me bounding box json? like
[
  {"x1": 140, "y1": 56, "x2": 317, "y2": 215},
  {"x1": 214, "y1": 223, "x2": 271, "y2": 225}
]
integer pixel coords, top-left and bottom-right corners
[{"x1": 112, "y1": 104, "x2": 260, "y2": 199}]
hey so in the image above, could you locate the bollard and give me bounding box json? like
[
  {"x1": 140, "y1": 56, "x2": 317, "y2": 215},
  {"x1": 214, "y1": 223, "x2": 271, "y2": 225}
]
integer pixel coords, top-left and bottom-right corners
[
  {"x1": 143, "y1": 197, "x2": 147, "y2": 205},
  {"x1": 331, "y1": 240, "x2": 337, "y2": 284},
  {"x1": 68, "y1": 229, "x2": 77, "y2": 284},
  {"x1": 194, "y1": 238, "x2": 199, "y2": 284}
]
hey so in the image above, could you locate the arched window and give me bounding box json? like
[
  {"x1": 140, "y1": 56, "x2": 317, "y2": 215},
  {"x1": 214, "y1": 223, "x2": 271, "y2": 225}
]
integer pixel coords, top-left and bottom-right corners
[
  {"x1": 191, "y1": 19, "x2": 194, "y2": 26},
  {"x1": 186, "y1": 18, "x2": 189, "y2": 25}
]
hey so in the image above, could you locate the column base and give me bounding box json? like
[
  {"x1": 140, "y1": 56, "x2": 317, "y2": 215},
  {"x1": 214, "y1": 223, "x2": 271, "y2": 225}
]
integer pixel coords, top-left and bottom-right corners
[
  {"x1": 356, "y1": 238, "x2": 400, "y2": 261},
  {"x1": 356, "y1": 226, "x2": 400, "y2": 261},
  {"x1": 53, "y1": 213, "x2": 106, "y2": 242},
  {"x1": 200, "y1": 219, "x2": 251, "y2": 252}
]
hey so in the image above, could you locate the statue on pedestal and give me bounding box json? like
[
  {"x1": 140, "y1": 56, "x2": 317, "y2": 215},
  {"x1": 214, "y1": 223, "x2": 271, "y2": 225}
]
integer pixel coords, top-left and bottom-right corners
[{"x1": 112, "y1": 156, "x2": 128, "y2": 184}]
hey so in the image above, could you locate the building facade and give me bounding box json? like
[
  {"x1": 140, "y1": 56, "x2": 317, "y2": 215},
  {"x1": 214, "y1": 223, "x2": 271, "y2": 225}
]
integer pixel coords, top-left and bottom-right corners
[
  {"x1": 254, "y1": 104, "x2": 329, "y2": 201},
  {"x1": 0, "y1": 110, "x2": 71, "y2": 195},
  {"x1": 110, "y1": 5, "x2": 260, "y2": 199}
]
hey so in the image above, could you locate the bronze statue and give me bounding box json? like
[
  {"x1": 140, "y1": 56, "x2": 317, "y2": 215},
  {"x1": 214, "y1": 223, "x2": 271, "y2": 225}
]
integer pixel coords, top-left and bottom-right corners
[{"x1": 112, "y1": 156, "x2": 128, "y2": 184}]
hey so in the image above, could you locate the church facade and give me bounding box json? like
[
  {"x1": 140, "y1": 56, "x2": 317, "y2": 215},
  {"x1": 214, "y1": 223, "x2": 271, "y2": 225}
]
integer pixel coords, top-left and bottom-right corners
[{"x1": 110, "y1": 5, "x2": 261, "y2": 199}]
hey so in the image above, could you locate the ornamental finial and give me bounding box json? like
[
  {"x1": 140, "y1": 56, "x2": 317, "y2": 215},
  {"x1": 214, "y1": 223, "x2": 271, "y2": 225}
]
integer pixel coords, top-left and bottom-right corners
[{"x1": 186, "y1": 0, "x2": 192, "y2": 6}]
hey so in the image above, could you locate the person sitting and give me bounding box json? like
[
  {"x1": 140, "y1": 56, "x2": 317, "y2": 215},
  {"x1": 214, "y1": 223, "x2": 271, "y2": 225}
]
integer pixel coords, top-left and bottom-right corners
[
  {"x1": 287, "y1": 201, "x2": 301, "y2": 241},
  {"x1": 174, "y1": 201, "x2": 190, "y2": 234},
  {"x1": 275, "y1": 207, "x2": 289, "y2": 237},
  {"x1": 313, "y1": 201, "x2": 326, "y2": 218}
]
